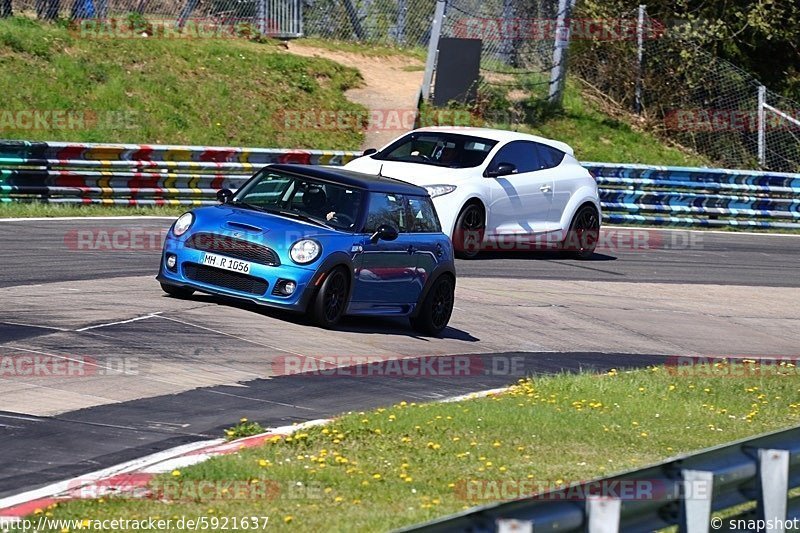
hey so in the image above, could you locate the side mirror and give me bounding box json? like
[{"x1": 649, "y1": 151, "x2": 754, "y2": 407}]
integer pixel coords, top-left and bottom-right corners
[
  {"x1": 486, "y1": 162, "x2": 518, "y2": 178},
  {"x1": 217, "y1": 188, "x2": 233, "y2": 204},
  {"x1": 362, "y1": 148, "x2": 377, "y2": 157},
  {"x1": 370, "y1": 224, "x2": 399, "y2": 243}
]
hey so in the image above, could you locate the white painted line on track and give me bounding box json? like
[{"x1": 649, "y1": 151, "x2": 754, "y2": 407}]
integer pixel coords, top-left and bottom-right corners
[
  {"x1": 75, "y1": 313, "x2": 162, "y2": 332},
  {"x1": 154, "y1": 314, "x2": 310, "y2": 358},
  {"x1": 0, "y1": 321, "x2": 70, "y2": 332},
  {"x1": 603, "y1": 225, "x2": 800, "y2": 237},
  {"x1": 0, "y1": 439, "x2": 224, "y2": 511},
  {"x1": 0, "y1": 414, "x2": 43, "y2": 422}
]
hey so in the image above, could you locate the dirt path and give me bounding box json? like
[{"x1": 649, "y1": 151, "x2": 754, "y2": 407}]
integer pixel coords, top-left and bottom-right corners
[{"x1": 287, "y1": 43, "x2": 425, "y2": 149}]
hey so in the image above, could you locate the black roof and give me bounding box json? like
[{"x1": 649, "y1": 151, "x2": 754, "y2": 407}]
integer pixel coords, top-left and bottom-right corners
[{"x1": 266, "y1": 163, "x2": 430, "y2": 196}]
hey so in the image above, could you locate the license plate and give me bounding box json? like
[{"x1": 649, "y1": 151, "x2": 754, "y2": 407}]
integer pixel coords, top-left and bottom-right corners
[{"x1": 201, "y1": 252, "x2": 251, "y2": 275}]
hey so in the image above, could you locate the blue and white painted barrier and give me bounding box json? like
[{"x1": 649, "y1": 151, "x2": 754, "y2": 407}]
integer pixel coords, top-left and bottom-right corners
[{"x1": 1, "y1": 141, "x2": 798, "y2": 229}]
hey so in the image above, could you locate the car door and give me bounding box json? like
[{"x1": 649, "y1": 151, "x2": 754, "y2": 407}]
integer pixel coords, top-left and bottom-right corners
[
  {"x1": 484, "y1": 141, "x2": 553, "y2": 235},
  {"x1": 535, "y1": 143, "x2": 573, "y2": 230},
  {"x1": 405, "y1": 194, "x2": 448, "y2": 289},
  {"x1": 350, "y1": 192, "x2": 422, "y2": 312}
]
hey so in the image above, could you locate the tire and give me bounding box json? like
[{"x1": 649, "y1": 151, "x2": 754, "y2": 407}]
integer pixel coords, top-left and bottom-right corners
[
  {"x1": 410, "y1": 275, "x2": 455, "y2": 336},
  {"x1": 160, "y1": 282, "x2": 194, "y2": 298},
  {"x1": 452, "y1": 203, "x2": 485, "y2": 259},
  {"x1": 309, "y1": 267, "x2": 350, "y2": 329},
  {"x1": 562, "y1": 204, "x2": 600, "y2": 260}
]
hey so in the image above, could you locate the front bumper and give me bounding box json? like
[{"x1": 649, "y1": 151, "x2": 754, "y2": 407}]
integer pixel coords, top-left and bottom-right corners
[{"x1": 157, "y1": 237, "x2": 320, "y2": 312}]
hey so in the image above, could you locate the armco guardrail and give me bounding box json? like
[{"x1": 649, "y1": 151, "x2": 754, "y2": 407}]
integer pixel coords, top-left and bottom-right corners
[
  {"x1": 587, "y1": 162, "x2": 800, "y2": 230},
  {"x1": 0, "y1": 140, "x2": 360, "y2": 207},
  {"x1": 1, "y1": 141, "x2": 799, "y2": 229},
  {"x1": 397, "y1": 425, "x2": 800, "y2": 533}
]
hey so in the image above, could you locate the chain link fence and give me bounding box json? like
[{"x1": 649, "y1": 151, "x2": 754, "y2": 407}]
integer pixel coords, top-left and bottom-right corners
[
  {"x1": 570, "y1": 7, "x2": 800, "y2": 173},
  {"x1": 2, "y1": 0, "x2": 797, "y2": 171}
]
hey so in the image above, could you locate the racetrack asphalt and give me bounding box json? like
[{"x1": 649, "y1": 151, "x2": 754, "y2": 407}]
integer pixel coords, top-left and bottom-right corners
[
  {"x1": 0, "y1": 218, "x2": 798, "y2": 499},
  {"x1": 1, "y1": 218, "x2": 799, "y2": 287}
]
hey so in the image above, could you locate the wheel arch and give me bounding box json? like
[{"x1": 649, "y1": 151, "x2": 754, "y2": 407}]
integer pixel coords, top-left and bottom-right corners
[
  {"x1": 302, "y1": 253, "x2": 355, "y2": 312},
  {"x1": 411, "y1": 265, "x2": 456, "y2": 318},
  {"x1": 559, "y1": 188, "x2": 602, "y2": 236}
]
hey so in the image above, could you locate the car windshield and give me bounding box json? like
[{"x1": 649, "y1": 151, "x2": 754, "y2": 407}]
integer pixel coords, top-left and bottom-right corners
[
  {"x1": 373, "y1": 132, "x2": 498, "y2": 168},
  {"x1": 232, "y1": 169, "x2": 364, "y2": 231}
]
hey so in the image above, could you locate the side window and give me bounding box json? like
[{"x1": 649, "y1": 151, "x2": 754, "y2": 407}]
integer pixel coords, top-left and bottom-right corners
[
  {"x1": 487, "y1": 141, "x2": 540, "y2": 173},
  {"x1": 407, "y1": 196, "x2": 442, "y2": 233},
  {"x1": 364, "y1": 193, "x2": 409, "y2": 233},
  {"x1": 535, "y1": 143, "x2": 566, "y2": 169}
]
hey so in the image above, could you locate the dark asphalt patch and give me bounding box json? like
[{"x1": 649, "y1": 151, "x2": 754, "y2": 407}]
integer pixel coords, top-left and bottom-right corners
[{"x1": 0, "y1": 351, "x2": 665, "y2": 498}]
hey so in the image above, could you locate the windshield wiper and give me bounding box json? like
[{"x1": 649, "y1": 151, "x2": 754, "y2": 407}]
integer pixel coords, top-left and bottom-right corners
[
  {"x1": 230, "y1": 200, "x2": 266, "y2": 212},
  {"x1": 262, "y1": 207, "x2": 335, "y2": 229}
]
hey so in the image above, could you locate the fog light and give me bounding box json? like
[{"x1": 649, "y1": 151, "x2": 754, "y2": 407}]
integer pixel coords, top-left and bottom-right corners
[
  {"x1": 282, "y1": 281, "x2": 296, "y2": 295},
  {"x1": 166, "y1": 254, "x2": 177, "y2": 270}
]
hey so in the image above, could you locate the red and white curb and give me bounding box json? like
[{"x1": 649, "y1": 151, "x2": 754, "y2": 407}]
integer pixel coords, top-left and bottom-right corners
[
  {"x1": 0, "y1": 387, "x2": 510, "y2": 522},
  {"x1": 0, "y1": 419, "x2": 330, "y2": 521}
]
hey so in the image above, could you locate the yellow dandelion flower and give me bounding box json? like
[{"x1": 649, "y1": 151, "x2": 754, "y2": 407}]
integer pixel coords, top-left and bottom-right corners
[
  {"x1": 284, "y1": 516, "x2": 293, "y2": 524},
  {"x1": 171, "y1": 470, "x2": 181, "y2": 477}
]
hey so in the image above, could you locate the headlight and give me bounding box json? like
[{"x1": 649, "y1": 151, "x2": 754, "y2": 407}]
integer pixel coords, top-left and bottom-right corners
[
  {"x1": 425, "y1": 184, "x2": 457, "y2": 198},
  {"x1": 172, "y1": 212, "x2": 194, "y2": 236},
  {"x1": 290, "y1": 239, "x2": 321, "y2": 264}
]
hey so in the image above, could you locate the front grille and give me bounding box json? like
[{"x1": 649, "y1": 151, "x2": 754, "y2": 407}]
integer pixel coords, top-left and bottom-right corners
[
  {"x1": 183, "y1": 263, "x2": 268, "y2": 296},
  {"x1": 185, "y1": 232, "x2": 280, "y2": 266}
]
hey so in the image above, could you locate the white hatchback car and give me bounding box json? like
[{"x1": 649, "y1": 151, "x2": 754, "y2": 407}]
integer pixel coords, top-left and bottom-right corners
[{"x1": 344, "y1": 126, "x2": 601, "y2": 259}]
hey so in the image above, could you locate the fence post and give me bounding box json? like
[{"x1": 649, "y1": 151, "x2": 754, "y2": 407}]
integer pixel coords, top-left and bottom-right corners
[
  {"x1": 547, "y1": 0, "x2": 574, "y2": 106},
  {"x1": 176, "y1": 0, "x2": 198, "y2": 29},
  {"x1": 257, "y1": 0, "x2": 267, "y2": 35},
  {"x1": 420, "y1": 0, "x2": 446, "y2": 102},
  {"x1": 499, "y1": 0, "x2": 514, "y2": 65},
  {"x1": 757, "y1": 85, "x2": 766, "y2": 168},
  {"x1": 395, "y1": 0, "x2": 406, "y2": 45},
  {"x1": 634, "y1": 4, "x2": 646, "y2": 114}
]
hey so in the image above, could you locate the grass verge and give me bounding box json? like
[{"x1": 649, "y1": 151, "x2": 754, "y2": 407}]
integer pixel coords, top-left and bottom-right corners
[
  {"x1": 36, "y1": 364, "x2": 800, "y2": 531},
  {"x1": 0, "y1": 203, "x2": 186, "y2": 218},
  {"x1": 0, "y1": 17, "x2": 365, "y2": 148}
]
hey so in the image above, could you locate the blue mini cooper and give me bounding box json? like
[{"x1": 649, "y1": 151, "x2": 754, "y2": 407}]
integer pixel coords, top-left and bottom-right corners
[{"x1": 157, "y1": 164, "x2": 456, "y2": 335}]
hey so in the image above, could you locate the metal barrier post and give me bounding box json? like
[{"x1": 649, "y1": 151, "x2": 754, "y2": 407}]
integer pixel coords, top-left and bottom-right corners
[
  {"x1": 420, "y1": 0, "x2": 446, "y2": 101},
  {"x1": 587, "y1": 496, "x2": 621, "y2": 533},
  {"x1": 634, "y1": 5, "x2": 645, "y2": 114},
  {"x1": 757, "y1": 448, "x2": 790, "y2": 532},
  {"x1": 547, "y1": 0, "x2": 574, "y2": 105},
  {"x1": 758, "y1": 85, "x2": 766, "y2": 168},
  {"x1": 679, "y1": 470, "x2": 714, "y2": 533}
]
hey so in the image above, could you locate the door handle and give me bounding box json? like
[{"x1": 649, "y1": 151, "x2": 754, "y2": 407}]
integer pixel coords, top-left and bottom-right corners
[
  {"x1": 540, "y1": 184, "x2": 552, "y2": 193},
  {"x1": 407, "y1": 245, "x2": 416, "y2": 254},
  {"x1": 435, "y1": 243, "x2": 443, "y2": 257}
]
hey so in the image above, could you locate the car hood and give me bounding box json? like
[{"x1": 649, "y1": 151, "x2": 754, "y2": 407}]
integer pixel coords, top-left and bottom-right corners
[
  {"x1": 344, "y1": 157, "x2": 478, "y2": 186},
  {"x1": 189, "y1": 204, "x2": 342, "y2": 245}
]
